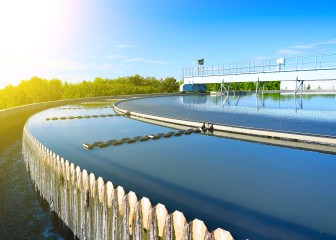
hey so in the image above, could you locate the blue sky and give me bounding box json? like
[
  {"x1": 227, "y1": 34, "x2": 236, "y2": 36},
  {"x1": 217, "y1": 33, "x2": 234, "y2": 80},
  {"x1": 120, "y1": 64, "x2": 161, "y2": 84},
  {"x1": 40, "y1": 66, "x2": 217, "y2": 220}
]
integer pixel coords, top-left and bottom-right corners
[{"x1": 0, "y1": 0, "x2": 335, "y2": 88}]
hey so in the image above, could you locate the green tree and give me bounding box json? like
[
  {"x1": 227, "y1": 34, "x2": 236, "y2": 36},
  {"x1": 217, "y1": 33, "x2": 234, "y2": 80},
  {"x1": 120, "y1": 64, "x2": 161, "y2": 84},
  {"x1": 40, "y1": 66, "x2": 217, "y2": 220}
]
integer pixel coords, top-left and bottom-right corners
[
  {"x1": 0, "y1": 75, "x2": 180, "y2": 110},
  {"x1": 160, "y1": 77, "x2": 179, "y2": 93}
]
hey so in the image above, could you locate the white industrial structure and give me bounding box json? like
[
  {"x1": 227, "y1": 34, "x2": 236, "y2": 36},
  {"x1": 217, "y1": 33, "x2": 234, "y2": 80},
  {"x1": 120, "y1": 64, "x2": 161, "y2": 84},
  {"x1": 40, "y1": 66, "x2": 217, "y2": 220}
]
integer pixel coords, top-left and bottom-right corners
[{"x1": 181, "y1": 53, "x2": 336, "y2": 93}]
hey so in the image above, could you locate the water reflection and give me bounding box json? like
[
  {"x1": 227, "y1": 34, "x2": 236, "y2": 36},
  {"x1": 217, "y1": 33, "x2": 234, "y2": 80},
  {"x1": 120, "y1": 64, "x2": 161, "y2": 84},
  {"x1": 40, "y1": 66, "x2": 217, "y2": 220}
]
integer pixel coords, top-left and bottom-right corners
[{"x1": 181, "y1": 92, "x2": 336, "y2": 111}]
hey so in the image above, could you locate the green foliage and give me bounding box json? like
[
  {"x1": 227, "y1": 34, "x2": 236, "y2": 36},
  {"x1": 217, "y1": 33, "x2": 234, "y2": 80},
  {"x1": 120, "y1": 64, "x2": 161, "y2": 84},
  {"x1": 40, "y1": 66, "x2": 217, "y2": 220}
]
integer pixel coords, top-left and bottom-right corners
[
  {"x1": 0, "y1": 75, "x2": 179, "y2": 110},
  {"x1": 205, "y1": 81, "x2": 280, "y2": 92},
  {"x1": 160, "y1": 77, "x2": 179, "y2": 93}
]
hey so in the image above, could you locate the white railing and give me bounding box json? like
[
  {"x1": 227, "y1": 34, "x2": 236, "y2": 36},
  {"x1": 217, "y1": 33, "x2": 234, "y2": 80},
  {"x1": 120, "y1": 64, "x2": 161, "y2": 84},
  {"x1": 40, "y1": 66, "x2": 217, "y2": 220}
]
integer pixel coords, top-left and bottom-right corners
[{"x1": 183, "y1": 53, "x2": 336, "y2": 78}]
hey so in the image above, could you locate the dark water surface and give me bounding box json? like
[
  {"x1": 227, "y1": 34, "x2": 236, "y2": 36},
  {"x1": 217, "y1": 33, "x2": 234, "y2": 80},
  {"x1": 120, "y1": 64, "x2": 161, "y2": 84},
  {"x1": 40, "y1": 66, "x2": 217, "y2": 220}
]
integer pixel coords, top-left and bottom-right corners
[
  {"x1": 25, "y1": 98, "x2": 336, "y2": 240},
  {"x1": 0, "y1": 137, "x2": 62, "y2": 240}
]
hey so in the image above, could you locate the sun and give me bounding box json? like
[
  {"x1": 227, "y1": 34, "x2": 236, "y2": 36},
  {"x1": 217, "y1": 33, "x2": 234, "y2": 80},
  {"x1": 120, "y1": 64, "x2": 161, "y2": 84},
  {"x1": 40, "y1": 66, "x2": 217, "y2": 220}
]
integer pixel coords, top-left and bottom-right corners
[
  {"x1": 0, "y1": 0, "x2": 82, "y2": 88},
  {"x1": 0, "y1": 1, "x2": 59, "y2": 55},
  {"x1": 0, "y1": 0, "x2": 85, "y2": 58}
]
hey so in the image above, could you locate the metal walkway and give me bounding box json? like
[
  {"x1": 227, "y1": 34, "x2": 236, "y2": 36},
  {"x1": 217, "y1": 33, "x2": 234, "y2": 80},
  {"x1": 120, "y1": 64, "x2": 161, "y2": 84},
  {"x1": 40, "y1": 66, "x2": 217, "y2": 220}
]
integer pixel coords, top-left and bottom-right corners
[{"x1": 182, "y1": 53, "x2": 336, "y2": 95}]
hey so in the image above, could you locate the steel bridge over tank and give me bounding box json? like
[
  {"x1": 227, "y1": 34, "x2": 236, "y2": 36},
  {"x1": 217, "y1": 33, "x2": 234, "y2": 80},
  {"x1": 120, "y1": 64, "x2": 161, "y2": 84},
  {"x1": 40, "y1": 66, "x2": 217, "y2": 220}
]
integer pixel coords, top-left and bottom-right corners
[{"x1": 181, "y1": 53, "x2": 336, "y2": 95}]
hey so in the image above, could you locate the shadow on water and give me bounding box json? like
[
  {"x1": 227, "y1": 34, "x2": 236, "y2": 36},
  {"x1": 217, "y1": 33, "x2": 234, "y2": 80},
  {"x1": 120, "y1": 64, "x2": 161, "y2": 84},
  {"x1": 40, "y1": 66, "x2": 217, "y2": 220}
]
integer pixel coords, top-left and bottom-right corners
[{"x1": 0, "y1": 123, "x2": 63, "y2": 240}]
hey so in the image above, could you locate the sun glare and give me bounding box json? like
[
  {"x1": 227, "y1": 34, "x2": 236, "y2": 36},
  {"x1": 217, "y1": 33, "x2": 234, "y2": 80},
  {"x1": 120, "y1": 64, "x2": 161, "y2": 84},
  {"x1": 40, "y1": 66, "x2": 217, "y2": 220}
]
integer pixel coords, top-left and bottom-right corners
[
  {"x1": 0, "y1": 0, "x2": 82, "y2": 87},
  {"x1": 0, "y1": 1, "x2": 61, "y2": 55}
]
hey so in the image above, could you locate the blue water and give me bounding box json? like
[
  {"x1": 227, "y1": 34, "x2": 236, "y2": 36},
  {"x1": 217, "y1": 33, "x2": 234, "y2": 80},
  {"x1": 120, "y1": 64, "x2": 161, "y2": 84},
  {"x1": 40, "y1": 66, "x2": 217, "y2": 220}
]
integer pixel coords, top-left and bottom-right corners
[
  {"x1": 117, "y1": 94, "x2": 336, "y2": 137},
  {"x1": 26, "y1": 97, "x2": 336, "y2": 240}
]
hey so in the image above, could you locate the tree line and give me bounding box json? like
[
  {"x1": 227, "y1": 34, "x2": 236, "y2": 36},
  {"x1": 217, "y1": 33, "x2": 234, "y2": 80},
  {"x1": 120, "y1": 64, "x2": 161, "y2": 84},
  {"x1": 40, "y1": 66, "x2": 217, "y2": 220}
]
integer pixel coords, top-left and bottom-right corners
[
  {"x1": 0, "y1": 74, "x2": 283, "y2": 110},
  {"x1": 206, "y1": 81, "x2": 280, "y2": 92},
  {"x1": 0, "y1": 75, "x2": 179, "y2": 110}
]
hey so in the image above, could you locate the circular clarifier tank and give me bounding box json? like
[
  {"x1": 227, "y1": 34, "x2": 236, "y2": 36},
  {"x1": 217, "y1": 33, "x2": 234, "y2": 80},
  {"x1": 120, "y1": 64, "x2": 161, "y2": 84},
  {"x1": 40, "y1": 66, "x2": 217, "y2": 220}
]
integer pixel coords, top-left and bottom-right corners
[{"x1": 26, "y1": 96, "x2": 336, "y2": 240}]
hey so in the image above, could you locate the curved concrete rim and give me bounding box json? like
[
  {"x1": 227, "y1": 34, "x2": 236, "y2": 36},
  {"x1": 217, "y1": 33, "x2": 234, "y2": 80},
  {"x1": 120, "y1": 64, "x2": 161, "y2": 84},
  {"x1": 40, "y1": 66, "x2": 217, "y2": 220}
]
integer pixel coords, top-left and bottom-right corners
[{"x1": 114, "y1": 97, "x2": 336, "y2": 154}]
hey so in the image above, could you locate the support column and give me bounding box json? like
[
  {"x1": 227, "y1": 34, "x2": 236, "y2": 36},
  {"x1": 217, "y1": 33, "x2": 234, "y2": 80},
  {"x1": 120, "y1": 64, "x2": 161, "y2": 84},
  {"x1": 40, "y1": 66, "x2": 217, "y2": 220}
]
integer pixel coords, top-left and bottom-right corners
[{"x1": 255, "y1": 77, "x2": 259, "y2": 94}]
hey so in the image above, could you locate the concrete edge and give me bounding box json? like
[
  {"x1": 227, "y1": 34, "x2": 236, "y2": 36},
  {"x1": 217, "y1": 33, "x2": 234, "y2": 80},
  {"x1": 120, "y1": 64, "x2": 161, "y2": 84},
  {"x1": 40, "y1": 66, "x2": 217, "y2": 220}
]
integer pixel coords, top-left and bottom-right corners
[{"x1": 114, "y1": 99, "x2": 336, "y2": 154}]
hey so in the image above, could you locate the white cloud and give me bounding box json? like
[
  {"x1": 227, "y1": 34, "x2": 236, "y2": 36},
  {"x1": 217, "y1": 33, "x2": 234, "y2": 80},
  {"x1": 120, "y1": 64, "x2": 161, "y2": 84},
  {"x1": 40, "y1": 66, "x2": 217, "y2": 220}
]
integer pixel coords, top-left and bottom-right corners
[
  {"x1": 94, "y1": 63, "x2": 128, "y2": 71},
  {"x1": 292, "y1": 40, "x2": 336, "y2": 50},
  {"x1": 105, "y1": 54, "x2": 169, "y2": 65},
  {"x1": 312, "y1": 39, "x2": 336, "y2": 47},
  {"x1": 107, "y1": 54, "x2": 129, "y2": 59},
  {"x1": 126, "y1": 57, "x2": 169, "y2": 65},
  {"x1": 117, "y1": 44, "x2": 134, "y2": 48},
  {"x1": 292, "y1": 44, "x2": 313, "y2": 50},
  {"x1": 277, "y1": 38, "x2": 336, "y2": 56}
]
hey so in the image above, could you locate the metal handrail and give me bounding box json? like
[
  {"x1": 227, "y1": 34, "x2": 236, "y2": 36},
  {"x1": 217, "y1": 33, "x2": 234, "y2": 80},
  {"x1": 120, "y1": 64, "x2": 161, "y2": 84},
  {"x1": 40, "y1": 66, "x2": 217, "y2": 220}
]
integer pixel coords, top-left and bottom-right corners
[{"x1": 183, "y1": 53, "x2": 336, "y2": 78}]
